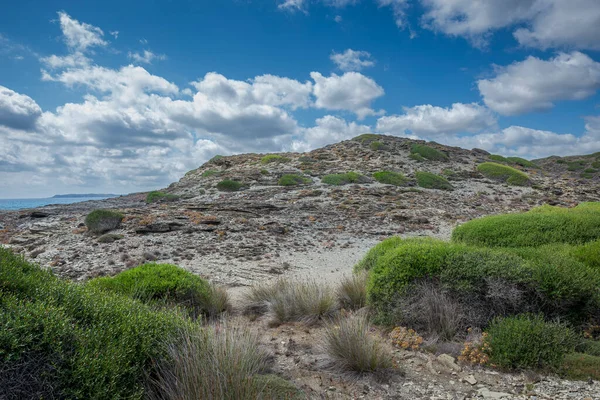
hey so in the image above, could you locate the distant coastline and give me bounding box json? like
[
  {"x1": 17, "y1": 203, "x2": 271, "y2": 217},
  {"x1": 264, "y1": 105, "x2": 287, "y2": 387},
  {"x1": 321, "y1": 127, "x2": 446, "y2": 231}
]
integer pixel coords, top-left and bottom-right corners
[{"x1": 52, "y1": 194, "x2": 119, "y2": 199}]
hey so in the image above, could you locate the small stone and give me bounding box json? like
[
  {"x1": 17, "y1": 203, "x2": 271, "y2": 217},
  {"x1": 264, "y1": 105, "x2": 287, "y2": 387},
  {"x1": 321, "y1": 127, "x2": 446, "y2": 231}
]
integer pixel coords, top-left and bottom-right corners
[
  {"x1": 436, "y1": 354, "x2": 462, "y2": 372},
  {"x1": 477, "y1": 388, "x2": 512, "y2": 399},
  {"x1": 464, "y1": 374, "x2": 477, "y2": 385}
]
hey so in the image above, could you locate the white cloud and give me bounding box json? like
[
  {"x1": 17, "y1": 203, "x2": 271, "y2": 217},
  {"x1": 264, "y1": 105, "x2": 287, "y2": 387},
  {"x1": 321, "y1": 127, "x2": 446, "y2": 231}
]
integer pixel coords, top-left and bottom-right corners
[
  {"x1": 292, "y1": 115, "x2": 371, "y2": 151},
  {"x1": 40, "y1": 52, "x2": 91, "y2": 69},
  {"x1": 57, "y1": 11, "x2": 107, "y2": 51},
  {"x1": 330, "y1": 49, "x2": 375, "y2": 72},
  {"x1": 334, "y1": 15, "x2": 343, "y2": 23},
  {"x1": 0, "y1": 86, "x2": 42, "y2": 131},
  {"x1": 128, "y1": 50, "x2": 166, "y2": 64},
  {"x1": 311, "y1": 71, "x2": 384, "y2": 119},
  {"x1": 278, "y1": 0, "x2": 306, "y2": 11},
  {"x1": 377, "y1": 102, "x2": 496, "y2": 137},
  {"x1": 376, "y1": 0, "x2": 410, "y2": 29},
  {"x1": 478, "y1": 52, "x2": 600, "y2": 116},
  {"x1": 109, "y1": 31, "x2": 119, "y2": 39},
  {"x1": 421, "y1": 0, "x2": 600, "y2": 50}
]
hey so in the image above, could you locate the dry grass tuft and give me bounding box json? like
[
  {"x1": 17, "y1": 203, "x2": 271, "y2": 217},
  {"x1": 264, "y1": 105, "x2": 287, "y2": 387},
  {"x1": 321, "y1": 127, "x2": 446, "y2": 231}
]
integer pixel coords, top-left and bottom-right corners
[
  {"x1": 323, "y1": 313, "x2": 393, "y2": 373},
  {"x1": 337, "y1": 272, "x2": 368, "y2": 310}
]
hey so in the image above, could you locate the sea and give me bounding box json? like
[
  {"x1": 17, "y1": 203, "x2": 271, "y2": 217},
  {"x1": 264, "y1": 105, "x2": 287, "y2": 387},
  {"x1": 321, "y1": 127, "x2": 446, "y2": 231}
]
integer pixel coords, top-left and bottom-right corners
[{"x1": 0, "y1": 197, "x2": 116, "y2": 211}]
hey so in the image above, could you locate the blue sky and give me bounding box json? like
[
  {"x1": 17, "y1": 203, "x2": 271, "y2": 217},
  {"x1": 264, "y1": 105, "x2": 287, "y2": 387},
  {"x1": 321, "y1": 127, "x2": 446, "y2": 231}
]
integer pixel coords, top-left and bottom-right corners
[{"x1": 1, "y1": 0, "x2": 600, "y2": 197}]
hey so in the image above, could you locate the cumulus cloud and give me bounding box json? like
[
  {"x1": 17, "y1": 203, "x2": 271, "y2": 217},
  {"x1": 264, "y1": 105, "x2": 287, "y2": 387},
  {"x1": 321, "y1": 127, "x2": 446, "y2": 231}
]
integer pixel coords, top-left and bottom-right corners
[
  {"x1": 128, "y1": 50, "x2": 166, "y2": 64},
  {"x1": 292, "y1": 115, "x2": 371, "y2": 151},
  {"x1": 478, "y1": 52, "x2": 600, "y2": 116},
  {"x1": 0, "y1": 86, "x2": 42, "y2": 131},
  {"x1": 311, "y1": 71, "x2": 384, "y2": 119},
  {"x1": 376, "y1": 0, "x2": 410, "y2": 29},
  {"x1": 376, "y1": 103, "x2": 497, "y2": 137},
  {"x1": 57, "y1": 11, "x2": 107, "y2": 51},
  {"x1": 330, "y1": 49, "x2": 375, "y2": 72},
  {"x1": 278, "y1": 0, "x2": 306, "y2": 11},
  {"x1": 421, "y1": 0, "x2": 600, "y2": 50},
  {"x1": 40, "y1": 52, "x2": 91, "y2": 69}
]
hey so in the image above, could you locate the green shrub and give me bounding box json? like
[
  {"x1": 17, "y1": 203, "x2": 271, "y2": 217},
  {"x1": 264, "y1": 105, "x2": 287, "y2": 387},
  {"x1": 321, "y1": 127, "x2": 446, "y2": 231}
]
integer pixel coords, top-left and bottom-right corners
[
  {"x1": 577, "y1": 340, "x2": 600, "y2": 357},
  {"x1": 97, "y1": 233, "x2": 123, "y2": 243},
  {"x1": 415, "y1": 171, "x2": 453, "y2": 190},
  {"x1": 323, "y1": 314, "x2": 392, "y2": 372},
  {"x1": 562, "y1": 353, "x2": 600, "y2": 381},
  {"x1": 584, "y1": 168, "x2": 598, "y2": 173},
  {"x1": 411, "y1": 144, "x2": 449, "y2": 161},
  {"x1": 0, "y1": 248, "x2": 187, "y2": 399},
  {"x1": 370, "y1": 141, "x2": 386, "y2": 151},
  {"x1": 321, "y1": 172, "x2": 365, "y2": 185},
  {"x1": 592, "y1": 161, "x2": 600, "y2": 169},
  {"x1": 441, "y1": 169, "x2": 456, "y2": 176},
  {"x1": 201, "y1": 169, "x2": 219, "y2": 178},
  {"x1": 570, "y1": 240, "x2": 600, "y2": 269},
  {"x1": 506, "y1": 157, "x2": 538, "y2": 168},
  {"x1": 373, "y1": 171, "x2": 407, "y2": 186},
  {"x1": 278, "y1": 174, "x2": 310, "y2": 186},
  {"x1": 146, "y1": 191, "x2": 179, "y2": 204},
  {"x1": 567, "y1": 160, "x2": 587, "y2": 171},
  {"x1": 354, "y1": 236, "x2": 405, "y2": 273},
  {"x1": 556, "y1": 159, "x2": 566, "y2": 164},
  {"x1": 260, "y1": 154, "x2": 290, "y2": 164},
  {"x1": 87, "y1": 263, "x2": 229, "y2": 318},
  {"x1": 489, "y1": 154, "x2": 509, "y2": 163},
  {"x1": 477, "y1": 162, "x2": 530, "y2": 186},
  {"x1": 409, "y1": 153, "x2": 426, "y2": 162},
  {"x1": 353, "y1": 133, "x2": 380, "y2": 143},
  {"x1": 484, "y1": 314, "x2": 577, "y2": 370},
  {"x1": 260, "y1": 169, "x2": 269, "y2": 175},
  {"x1": 84, "y1": 209, "x2": 124, "y2": 234},
  {"x1": 452, "y1": 203, "x2": 600, "y2": 247},
  {"x1": 217, "y1": 180, "x2": 243, "y2": 192}
]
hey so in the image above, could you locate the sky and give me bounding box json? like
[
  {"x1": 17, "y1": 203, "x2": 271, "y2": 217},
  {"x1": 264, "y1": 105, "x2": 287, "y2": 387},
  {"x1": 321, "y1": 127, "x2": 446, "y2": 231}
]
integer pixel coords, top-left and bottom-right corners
[{"x1": 1, "y1": 0, "x2": 600, "y2": 198}]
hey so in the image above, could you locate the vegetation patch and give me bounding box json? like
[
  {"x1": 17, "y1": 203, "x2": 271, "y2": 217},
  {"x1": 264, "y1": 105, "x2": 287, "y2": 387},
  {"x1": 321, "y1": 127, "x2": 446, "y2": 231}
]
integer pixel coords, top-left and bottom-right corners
[
  {"x1": 489, "y1": 154, "x2": 509, "y2": 163},
  {"x1": 278, "y1": 174, "x2": 311, "y2": 186},
  {"x1": 87, "y1": 263, "x2": 229, "y2": 318},
  {"x1": 97, "y1": 233, "x2": 124, "y2": 243},
  {"x1": 372, "y1": 170, "x2": 407, "y2": 186},
  {"x1": 415, "y1": 171, "x2": 453, "y2": 190},
  {"x1": 84, "y1": 209, "x2": 124, "y2": 234},
  {"x1": 370, "y1": 141, "x2": 387, "y2": 151},
  {"x1": 201, "y1": 169, "x2": 220, "y2": 178},
  {"x1": 217, "y1": 179, "x2": 243, "y2": 192},
  {"x1": 322, "y1": 172, "x2": 366, "y2": 185},
  {"x1": 477, "y1": 162, "x2": 530, "y2": 186},
  {"x1": 451, "y1": 203, "x2": 600, "y2": 247},
  {"x1": 146, "y1": 191, "x2": 179, "y2": 204},
  {"x1": 562, "y1": 353, "x2": 600, "y2": 381},
  {"x1": 260, "y1": 154, "x2": 290, "y2": 164},
  {"x1": 506, "y1": 157, "x2": 538, "y2": 168},
  {"x1": 410, "y1": 144, "x2": 449, "y2": 161},
  {"x1": 409, "y1": 153, "x2": 426, "y2": 162},
  {"x1": 567, "y1": 160, "x2": 587, "y2": 171},
  {"x1": 337, "y1": 272, "x2": 368, "y2": 310},
  {"x1": 353, "y1": 133, "x2": 380, "y2": 143},
  {"x1": 484, "y1": 314, "x2": 577, "y2": 370}
]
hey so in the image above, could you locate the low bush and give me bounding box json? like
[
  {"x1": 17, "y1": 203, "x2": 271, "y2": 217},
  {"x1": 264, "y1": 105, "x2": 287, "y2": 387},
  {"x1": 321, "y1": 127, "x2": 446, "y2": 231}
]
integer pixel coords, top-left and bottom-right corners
[
  {"x1": 409, "y1": 153, "x2": 426, "y2": 162},
  {"x1": 489, "y1": 154, "x2": 508, "y2": 163},
  {"x1": 260, "y1": 154, "x2": 290, "y2": 164},
  {"x1": 146, "y1": 191, "x2": 179, "y2": 204},
  {"x1": 484, "y1": 314, "x2": 577, "y2": 370},
  {"x1": 0, "y1": 248, "x2": 187, "y2": 399},
  {"x1": 415, "y1": 171, "x2": 453, "y2": 190},
  {"x1": 567, "y1": 160, "x2": 587, "y2": 171},
  {"x1": 370, "y1": 141, "x2": 386, "y2": 151},
  {"x1": 217, "y1": 179, "x2": 243, "y2": 192},
  {"x1": 570, "y1": 240, "x2": 600, "y2": 268},
  {"x1": 84, "y1": 209, "x2": 124, "y2": 234},
  {"x1": 411, "y1": 144, "x2": 449, "y2": 161},
  {"x1": 87, "y1": 263, "x2": 230, "y2": 318},
  {"x1": 373, "y1": 171, "x2": 407, "y2": 186},
  {"x1": 322, "y1": 172, "x2": 366, "y2": 185},
  {"x1": 242, "y1": 279, "x2": 336, "y2": 326},
  {"x1": 201, "y1": 169, "x2": 220, "y2": 178},
  {"x1": 506, "y1": 157, "x2": 538, "y2": 168},
  {"x1": 477, "y1": 162, "x2": 530, "y2": 186},
  {"x1": 323, "y1": 314, "x2": 392, "y2": 373},
  {"x1": 337, "y1": 272, "x2": 368, "y2": 310},
  {"x1": 562, "y1": 353, "x2": 600, "y2": 381},
  {"x1": 150, "y1": 324, "x2": 296, "y2": 400},
  {"x1": 353, "y1": 133, "x2": 380, "y2": 143},
  {"x1": 353, "y1": 236, "x2": 407, "y2": 273},
  {"x1": 278, "y1": 174, "x2": 310, "y2": 186},
  {"x1": 452, "y1": 203, "x2": 600, "y2": 247}
]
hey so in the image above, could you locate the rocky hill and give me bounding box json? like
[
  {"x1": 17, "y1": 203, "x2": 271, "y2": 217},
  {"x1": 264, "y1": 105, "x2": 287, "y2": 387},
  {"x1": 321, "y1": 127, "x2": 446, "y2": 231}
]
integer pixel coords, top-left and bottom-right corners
[{"x1": 1, "y1": 134, "x2": 599, "y2": 285}]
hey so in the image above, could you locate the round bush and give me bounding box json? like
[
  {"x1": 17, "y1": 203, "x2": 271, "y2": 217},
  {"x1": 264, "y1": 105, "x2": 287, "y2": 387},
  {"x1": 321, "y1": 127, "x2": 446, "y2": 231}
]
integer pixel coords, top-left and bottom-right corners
[
  {"x1": 217, "y1": 180, "x2": 243, "y2": 192},
  {"x1": 484, "y1": 314, "x2": 577, "y2": 370},
  {"x1": 278, "y1": 174, "x2": 310, "y2": 186},
  {"x1": 373, "y1": 171, "x2": 407, "y2": 186},
  {"x1": 410, "y1": 144, "x2": 448, "y2": 161},
  {"x1": 452, "y1": 203, "x2": 600, "y2": 247},
  {"x1": 415, "y1": 171, "x2": 453, "y2": 190},
  {"x1": 84, "y1": 209, "x2": 124, "y2": 234},
  {"x1": 260, "y1": 154, "x2": 290, "y2": 164},
  {"x1": 321, "y1": 172, "x2": 365, "y2": 185},
  {"x1": 146, "y1": 191, "x2": 179, "y2": 204},
  {"x1": 477, "y1": 162, "x2": 530, "y2": 186}
]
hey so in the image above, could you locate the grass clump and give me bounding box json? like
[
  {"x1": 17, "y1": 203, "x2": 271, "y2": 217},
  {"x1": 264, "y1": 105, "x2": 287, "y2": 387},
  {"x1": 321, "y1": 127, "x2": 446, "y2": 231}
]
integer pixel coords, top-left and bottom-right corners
[
  {"x1": 278, "y1": 174, "x2": 311, "y2": 186},
  {"x1": 260, "y1": 154, "x2": 290, "y2": 164},
  {"x1": 323, "y1": 314, "x2": 392, "y2": 373},
  {"x1": 370, "y1": 141, "x2": 386, "y2": 151},
  {"x1": 87, "y1": 263, "x2": 230, "y2": 318},
  {"x1": 146, "y1": 191, "x2": 179, "y2": 204},
  {"x1": 322, "y1": 172, "x2": 365, "y2": 185},
  {"x1": 452, "y1": 203, "x2": 600, "y2": 247},
  {"x1": 242, "y1": 279, "x2": 336, "y2": 326},
  {"x1": 489, "y1": 154, "x2": 509, "y2": 163},
  {"x1": 373, "y1": 171, "x2": 407, "y2": 186},
  {"x1": 562, "y1": 353, "x2": 600, "y2": 381},
  {"x1": 337, "y1": 272, "x2": 368, "y2": 310},
  {"x1": 484, "y1": 314, "x2": 577, "y2": 370},
  {"x1": 411, "y1": 144, "x2": 449, "y2": 161},
  {"x1": 409, "y1": 153, "x2": 426, "y2": 162},
  {"x1": 353, "y1": 133, "x2": 380, "y2": 143},
  {"x1": 0, "y1": 247, "x2": 187, "y2": 399},
  {"x1": 84, "y1": 209, "x2": 124, "y2": 234},
  {"x1": 477, "y1": 162, "x2": 530, "y2": 186},
  {"x1": 150, "y1": 324, "x2": 297, "y2": 400},
  {"x1": 506, "y1": 157, "x2": 538, "y2": 168},
  {"x1": 201, "y1": 169, "x2": 220, "y2": 178},
  {"x1": 217, "y1": 179, "x2": 243, "y2": 192},
  {"x1": 415, "y1": 171, "x2": 453, "y2": 190}
]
